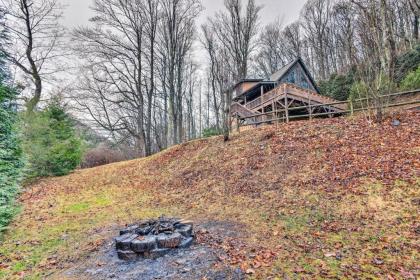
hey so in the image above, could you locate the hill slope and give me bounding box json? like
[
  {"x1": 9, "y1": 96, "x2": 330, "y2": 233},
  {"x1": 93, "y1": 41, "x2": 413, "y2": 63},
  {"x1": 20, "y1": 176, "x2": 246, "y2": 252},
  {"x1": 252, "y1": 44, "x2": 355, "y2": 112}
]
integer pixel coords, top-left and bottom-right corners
[{"x1": 0, "y1": 111, "x2": 419, "y2": 279}]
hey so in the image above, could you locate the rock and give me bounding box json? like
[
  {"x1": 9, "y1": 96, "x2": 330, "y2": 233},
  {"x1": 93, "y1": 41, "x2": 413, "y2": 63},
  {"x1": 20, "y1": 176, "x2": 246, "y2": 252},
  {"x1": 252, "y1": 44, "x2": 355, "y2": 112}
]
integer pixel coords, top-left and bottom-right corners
[
  {"x1": 392, "y1": 119, "x2": 401, "y2": 126},
  {"x1": 131, "y1": 236, "x2": 157, "y2": 253},
  {"x1": 136, "y1": 225, "x2": 152, "y2": 236},
  {"x1": 117, "y1": 250, "x2": 138, "y2": 261},
  {"x1": 157, "y1": 233, "x2": 182, "y2": 248},
  {"x1": 178, "y1": 237, "x2": 194, "y2": 249},
  {"x1": 144, "y1": 248, "x2": 170, "y2": 259},
  {"x1": 115, "y1": 234, "x2": 138, "y2": 251},
  {"x1": 177, "y1": 224, "x2": 193, "y2": 237},
  {"x1": 120, "y1": 225, "x2": 139, "y2": 235}
]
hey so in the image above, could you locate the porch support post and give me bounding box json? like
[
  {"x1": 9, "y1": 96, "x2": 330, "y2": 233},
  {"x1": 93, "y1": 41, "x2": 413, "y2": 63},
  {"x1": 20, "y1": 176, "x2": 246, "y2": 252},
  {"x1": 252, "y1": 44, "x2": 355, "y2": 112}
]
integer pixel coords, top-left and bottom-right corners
[
  {"x1": 308, "y1": 93, "x2": 312, "y2": 120},
  {"x1": 285, "y1": 91, "x2": 289, "y2": 123},
  {"x1": 236, "y1": 115, "x2": 240, "y2": 133}
]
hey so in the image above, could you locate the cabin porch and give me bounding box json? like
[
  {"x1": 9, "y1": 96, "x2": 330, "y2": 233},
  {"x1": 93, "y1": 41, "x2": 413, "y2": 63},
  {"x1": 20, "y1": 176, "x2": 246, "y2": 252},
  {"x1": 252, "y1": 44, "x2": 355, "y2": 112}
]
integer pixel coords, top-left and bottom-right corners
[{"x1": 231, "y1": 83, "x2": 347, "y2": 126}]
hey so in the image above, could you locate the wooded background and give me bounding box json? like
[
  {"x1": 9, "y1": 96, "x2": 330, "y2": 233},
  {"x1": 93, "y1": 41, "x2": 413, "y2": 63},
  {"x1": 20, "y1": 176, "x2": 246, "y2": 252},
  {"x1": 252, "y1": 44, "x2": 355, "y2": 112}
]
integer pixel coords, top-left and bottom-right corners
[{"x1": 1, "y1": 0, "x2": 419, "y2": 158}]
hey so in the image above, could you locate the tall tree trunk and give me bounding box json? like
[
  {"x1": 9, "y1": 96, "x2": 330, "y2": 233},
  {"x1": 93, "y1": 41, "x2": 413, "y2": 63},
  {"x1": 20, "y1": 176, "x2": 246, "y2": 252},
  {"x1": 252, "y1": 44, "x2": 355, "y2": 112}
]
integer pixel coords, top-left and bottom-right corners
[
  {"x1": 26, "y1": 77, "x2": 42, "y2": 113},
  {"x1": 223, "y1": 89, "x2": 232, "y2": 142},
  {"x1": 381, "y1": 0, "x2": 397, "y2": 80},
  {"x1": 22, "y1": 0, "x2": 42, "y2": 113}
]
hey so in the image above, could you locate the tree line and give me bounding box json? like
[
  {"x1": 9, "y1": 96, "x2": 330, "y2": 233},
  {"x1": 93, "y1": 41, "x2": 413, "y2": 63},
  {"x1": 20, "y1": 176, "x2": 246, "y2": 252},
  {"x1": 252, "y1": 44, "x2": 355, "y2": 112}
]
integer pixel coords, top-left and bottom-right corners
[{"x1": 1, "y1": 0, "x2": 419, "y2": 158}]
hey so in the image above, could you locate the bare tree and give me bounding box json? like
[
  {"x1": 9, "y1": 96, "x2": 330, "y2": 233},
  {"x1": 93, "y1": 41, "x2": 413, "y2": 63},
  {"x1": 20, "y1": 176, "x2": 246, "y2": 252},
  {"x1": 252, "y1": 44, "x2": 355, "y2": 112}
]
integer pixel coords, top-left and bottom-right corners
[
  {"x1": 255, "y1": 19, "x2": 285, "y2": 78},
  {"x1": 72, "y1": 0, "x2": 202, "y2": 156},
  {"x1": 73, "y1": 0, "x2": 152, "y2": 156},
  {"x1": 201, "y1": 23, "x2": 226, "y2": 129},
  {"x1": 408, "y1": 0, "x2": 420, "y2": 42},
  {"x1": 283, "y1": 22, "x2": 303, "y2": 60},
  {"x1": 204, "y1": 0, "x2": 261, "y2": 141},
  {"x1": 210, "y1": 0, "x2": 261, "y2": 81},
  {"x1": 0, "y1": 0, "x2": 64, "y2": 112},
  {"x1": 301, "y1": 0, "x2": 332, "y2": 80},
  {"x1": 143, "y1": 0, "x2": 160, "y2": 156},
  {"x1": 159, "y1": 0, "x2": 202, "y2": 145}
]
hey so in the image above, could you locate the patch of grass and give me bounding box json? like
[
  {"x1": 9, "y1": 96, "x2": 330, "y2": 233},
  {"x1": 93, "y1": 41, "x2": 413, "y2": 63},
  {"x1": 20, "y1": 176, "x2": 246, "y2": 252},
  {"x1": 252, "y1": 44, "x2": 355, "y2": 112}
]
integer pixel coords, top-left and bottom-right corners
[
  {"x1": 65, "y1": 202, "x2": 90, "y2": 213},
  {"x1": 277, "y1": 213, "x2": 309, "y2": 233}
]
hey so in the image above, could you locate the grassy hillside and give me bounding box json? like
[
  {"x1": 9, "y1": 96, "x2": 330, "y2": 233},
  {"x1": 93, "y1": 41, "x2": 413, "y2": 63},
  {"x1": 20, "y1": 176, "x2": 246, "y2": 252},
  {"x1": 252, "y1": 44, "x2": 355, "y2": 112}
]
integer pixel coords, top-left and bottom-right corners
[{"x1": 0, "y1": 111, "x2": 419, "y2": 279}]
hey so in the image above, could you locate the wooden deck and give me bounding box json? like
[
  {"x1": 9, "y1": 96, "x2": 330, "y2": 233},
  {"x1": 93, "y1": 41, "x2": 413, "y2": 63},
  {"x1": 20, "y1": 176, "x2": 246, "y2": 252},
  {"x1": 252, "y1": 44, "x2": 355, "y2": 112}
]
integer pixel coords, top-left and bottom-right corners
[{"x1": 231, "y1": 83, "x2": 347, "y2": 123}]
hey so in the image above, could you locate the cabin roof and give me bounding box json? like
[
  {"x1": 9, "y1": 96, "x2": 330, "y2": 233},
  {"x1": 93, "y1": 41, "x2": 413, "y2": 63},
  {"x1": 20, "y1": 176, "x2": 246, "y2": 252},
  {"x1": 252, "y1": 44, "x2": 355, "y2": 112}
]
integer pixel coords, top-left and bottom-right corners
[
  {"x1": 232, "y1": 79, "x2": 264, "y2": 90},
  {"x1": 268, "y1": 57, "x2": 320, "y2": 93},
  {"x1": 269, "y1": 60, "x2": 297, "y2": 81},
  {"x1": 233, "y1": 81, "x2": 276, "y2": 101}
]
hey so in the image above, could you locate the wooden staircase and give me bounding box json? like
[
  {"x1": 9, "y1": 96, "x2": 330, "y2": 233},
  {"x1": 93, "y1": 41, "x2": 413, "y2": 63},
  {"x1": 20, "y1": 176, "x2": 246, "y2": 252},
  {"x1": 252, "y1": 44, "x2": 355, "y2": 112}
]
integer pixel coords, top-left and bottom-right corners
[{"x1": 231, "y1": 102, "x2": 255, "y2": 118}]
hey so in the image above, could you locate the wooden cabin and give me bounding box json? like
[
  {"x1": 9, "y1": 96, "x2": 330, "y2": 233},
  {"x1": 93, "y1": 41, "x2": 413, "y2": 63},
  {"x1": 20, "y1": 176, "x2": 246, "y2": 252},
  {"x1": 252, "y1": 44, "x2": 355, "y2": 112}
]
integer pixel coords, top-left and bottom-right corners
[{"x1": 231, "y1": 58, "x2": 347, "y2": 125}]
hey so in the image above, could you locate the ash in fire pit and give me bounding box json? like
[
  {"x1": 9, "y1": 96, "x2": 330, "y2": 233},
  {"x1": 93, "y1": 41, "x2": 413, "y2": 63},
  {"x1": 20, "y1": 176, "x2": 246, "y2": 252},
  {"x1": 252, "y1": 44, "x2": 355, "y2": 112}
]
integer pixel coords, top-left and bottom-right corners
[{"x1": 115, "y1": 217, "x2": 194, "y2": 261}]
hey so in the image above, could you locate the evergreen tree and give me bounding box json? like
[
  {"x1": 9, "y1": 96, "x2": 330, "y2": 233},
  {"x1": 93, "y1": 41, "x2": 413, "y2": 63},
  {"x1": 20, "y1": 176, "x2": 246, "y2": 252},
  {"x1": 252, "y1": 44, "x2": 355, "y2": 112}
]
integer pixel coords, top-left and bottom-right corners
[
  {"x1": 0, "y1": 8, "x2": 23, "y2": 232},
  {"x1": 23, "y1": 99, "x2": 83, "y2": 178},
  {"x1": 0, "y1": 78, "x2": 22, "y2": 232}
]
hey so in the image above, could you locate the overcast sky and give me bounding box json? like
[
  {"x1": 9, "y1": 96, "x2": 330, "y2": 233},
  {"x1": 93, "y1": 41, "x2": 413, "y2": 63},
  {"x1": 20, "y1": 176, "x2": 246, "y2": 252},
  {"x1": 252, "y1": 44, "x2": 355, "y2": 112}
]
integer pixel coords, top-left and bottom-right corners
[
  {"x1": 60, "y1": 0, "x2": 306, "y2": 29},
  {"x1": 59, "y1": 0, "x2": 307, "y2": 71}
]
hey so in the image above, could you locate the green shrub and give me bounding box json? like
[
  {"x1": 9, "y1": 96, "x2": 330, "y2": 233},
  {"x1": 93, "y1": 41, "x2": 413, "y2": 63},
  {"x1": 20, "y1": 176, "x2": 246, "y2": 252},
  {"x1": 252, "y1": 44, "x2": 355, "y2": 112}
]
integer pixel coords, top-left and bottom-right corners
[
  {"x1": 349, "y1": 73, "x2": 396, "y2": 115},
  {"x1": 202, "y1": 126, "x2": 222, "y2": 138},
  {"x1": 22, "y1": 100, "x2": 84, "y2": 178},
  {"x1": 400, "y1": 66, "x2": 420, "y2": 90},
  {"x1": 394, "y1": 44, "x2": 420, "y2": 83},
  {"x1": 0, "y1": 80, "x2": 23, "y2": 233},
  {"x1": 319, "y1": 68, "x2": 356, "y2": 101}
]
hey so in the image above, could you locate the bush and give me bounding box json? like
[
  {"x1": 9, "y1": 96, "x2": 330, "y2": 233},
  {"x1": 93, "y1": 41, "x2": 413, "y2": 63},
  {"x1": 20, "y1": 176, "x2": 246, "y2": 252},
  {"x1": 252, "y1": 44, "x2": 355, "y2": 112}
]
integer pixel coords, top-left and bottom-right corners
[
  {"x1": 319, "y1": 68, "x2": 356, "y2": 101},
  {"x1": 0, "y1": 81, "x2": 23, "y2": 232},
  {"x1": 400, "y1": 66, "x2": 420, "y2": 90},
  {"x1": 81, "y1": 144, "x2": 126, "y2": 169},
  {"x1": 22, "y1": 100, "x2": 84, "y2": 178},
  {"x1": 349, "y1": 73, "x2": 396, "y2": 122},
  {"x1": 394, "y1": 44, "x2": 420, "y2": 83},
  {"x1": 202, "y1": 127, "x2": 222, "y2": 138}
]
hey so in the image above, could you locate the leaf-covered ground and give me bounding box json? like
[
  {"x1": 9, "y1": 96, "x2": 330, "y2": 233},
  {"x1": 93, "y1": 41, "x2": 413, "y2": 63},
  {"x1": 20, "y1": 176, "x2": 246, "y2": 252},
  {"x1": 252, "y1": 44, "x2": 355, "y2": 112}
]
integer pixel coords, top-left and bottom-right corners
[{"x1": 0, "y1": 111, "x2": 419, "y2": 279}]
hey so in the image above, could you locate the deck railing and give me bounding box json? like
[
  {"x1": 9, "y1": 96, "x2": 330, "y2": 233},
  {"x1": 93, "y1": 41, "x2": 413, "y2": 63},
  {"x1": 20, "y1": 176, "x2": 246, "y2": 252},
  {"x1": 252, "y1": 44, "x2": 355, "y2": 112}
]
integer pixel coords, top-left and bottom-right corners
[
  {"x1": 244, "y1": 83, "x2": 346, "y2": 111},
  {"x1": 235, "y1": 89, "x2": 420, "y2": 129},
  {"x1": 245, "y1": 85, "x2": 283, "y2": 110}
]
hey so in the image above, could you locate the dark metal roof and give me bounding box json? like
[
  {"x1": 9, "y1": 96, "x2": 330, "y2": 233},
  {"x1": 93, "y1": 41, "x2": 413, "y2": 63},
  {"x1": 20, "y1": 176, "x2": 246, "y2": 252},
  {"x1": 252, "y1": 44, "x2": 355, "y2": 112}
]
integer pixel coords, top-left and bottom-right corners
[{"x1": 269, "y1": 60, "x2": 297, "y2": 81}]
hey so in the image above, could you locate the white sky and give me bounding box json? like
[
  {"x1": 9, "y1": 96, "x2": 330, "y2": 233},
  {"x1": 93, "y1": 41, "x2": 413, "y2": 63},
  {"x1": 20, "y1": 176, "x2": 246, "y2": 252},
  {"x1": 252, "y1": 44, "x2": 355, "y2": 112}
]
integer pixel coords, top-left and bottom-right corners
[{"x1": 61, "y1": 0, "x2": 306, "y2": 29}]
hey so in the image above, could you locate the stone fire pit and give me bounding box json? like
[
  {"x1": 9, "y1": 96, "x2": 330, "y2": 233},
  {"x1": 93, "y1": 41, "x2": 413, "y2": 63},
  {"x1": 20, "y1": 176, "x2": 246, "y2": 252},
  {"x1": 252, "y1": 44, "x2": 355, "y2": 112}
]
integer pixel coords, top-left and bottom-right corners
[{"x1": 115, "y1": 217, "x2": 194, "y2": 261}]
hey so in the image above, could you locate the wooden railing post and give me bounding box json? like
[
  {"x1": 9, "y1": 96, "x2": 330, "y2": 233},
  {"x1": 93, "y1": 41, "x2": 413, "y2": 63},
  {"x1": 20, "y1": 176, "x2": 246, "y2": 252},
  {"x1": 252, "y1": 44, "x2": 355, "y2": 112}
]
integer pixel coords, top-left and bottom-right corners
[
  {"x1": 350, "y1": 99, "x2": 354, "y2": 116},
  {"x1": 308, "y1": 93, "x2": 312, "y2": 120},
  {"x1": 236, "y1": 116, "x2": 240, "y2": 133},
  {"x1": 285, "y1": 91, "x2": 289, "y2": 123}
]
